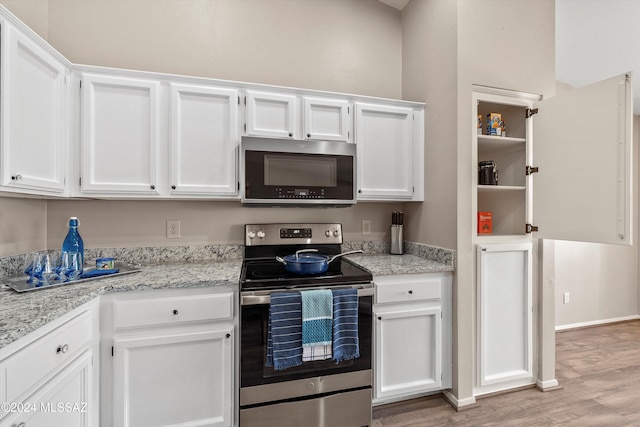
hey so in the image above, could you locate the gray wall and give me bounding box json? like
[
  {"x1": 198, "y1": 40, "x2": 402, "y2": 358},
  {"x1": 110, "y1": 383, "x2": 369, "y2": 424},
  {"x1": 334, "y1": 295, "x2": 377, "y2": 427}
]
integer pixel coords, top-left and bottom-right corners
[
  {"x1": 456, "y1": 0, "x2": 556, "y2": 404},
  {"x1": 400, "y1": 0, "x2": 556, "y2": 405},
  {"x1": 554, "y1": 114, "x2": 640, "y2": 329},
  {"x1": 0, "y1": 0, "x2": 406, "y2": 255}
]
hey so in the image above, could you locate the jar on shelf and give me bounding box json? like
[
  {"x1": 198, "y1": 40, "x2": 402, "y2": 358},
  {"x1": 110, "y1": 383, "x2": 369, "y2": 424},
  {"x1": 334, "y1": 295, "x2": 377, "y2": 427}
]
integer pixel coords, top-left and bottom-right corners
[{"x1": 478, "y1": 160, "x2": 498, "y2": 185}]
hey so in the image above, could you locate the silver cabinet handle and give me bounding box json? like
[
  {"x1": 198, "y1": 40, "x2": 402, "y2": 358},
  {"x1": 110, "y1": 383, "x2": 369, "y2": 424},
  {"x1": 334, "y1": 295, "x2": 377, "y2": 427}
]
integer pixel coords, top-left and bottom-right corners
[
  {"x1": 11, "y1": 174, "x2": 22, "y2": 181},
  {"x1": 56, "y1": 344, "x2": 69, "y2": 354}
]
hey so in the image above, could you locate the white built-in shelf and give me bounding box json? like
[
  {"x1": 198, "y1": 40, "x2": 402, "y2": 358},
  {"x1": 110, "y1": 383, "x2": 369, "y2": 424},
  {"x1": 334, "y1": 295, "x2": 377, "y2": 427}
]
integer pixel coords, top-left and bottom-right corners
[
  {"x1": 477, "y1": 134, "x2": 525, "y2": 150},
  {"x1": 475, "y1": 233, "x2": 527, "y2": 242},
  {"x1": 477, "y1": 185, "x2": 526, "y2": 192}
]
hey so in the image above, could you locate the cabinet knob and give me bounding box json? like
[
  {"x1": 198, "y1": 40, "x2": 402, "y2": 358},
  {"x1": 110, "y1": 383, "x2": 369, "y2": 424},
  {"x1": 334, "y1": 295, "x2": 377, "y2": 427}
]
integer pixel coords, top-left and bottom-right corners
[
  {"x1": 226, "y1": 333, "x2": 231, "y2": 338},
  {"x1": 11, "y1": 174, "x2": 22, "y2": 181},
  {"x1": 171, "y1": 185, "x2": 176, "y2": 190},
  {"x1": 150, "y1": 185, "x2": 156, "y2": 190},
  {"x1": 288, "y1": 133, "x2": 293, "y2": 138},
  {"x1": 307, "y1": 133, "x2": 311, "y2": 138},
  {"x1": 172, "y1": 309, "x2": 179, "y2": 315},
  {"x1": 16, "y1": 423, "x2": 26, "y2": 427},
  {"x1": 377, "y1": 316, "x2": 382, "y2": 320},
  {"x1": 358, "y1": 189, "x2": 362, "y2": 194},
  {"x1": 408, "y1": 290, "x2": 413, "y2": 295},
  {"x1": 56, "y1": 344, "x2": 69, "y2": 354}
]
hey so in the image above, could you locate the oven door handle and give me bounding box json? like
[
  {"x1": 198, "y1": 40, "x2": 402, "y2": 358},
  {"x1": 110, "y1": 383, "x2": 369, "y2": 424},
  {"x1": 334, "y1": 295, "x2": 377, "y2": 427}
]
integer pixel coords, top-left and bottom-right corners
[{"x1": 241, "y1": 285, "x2": 374, "y2": 306}]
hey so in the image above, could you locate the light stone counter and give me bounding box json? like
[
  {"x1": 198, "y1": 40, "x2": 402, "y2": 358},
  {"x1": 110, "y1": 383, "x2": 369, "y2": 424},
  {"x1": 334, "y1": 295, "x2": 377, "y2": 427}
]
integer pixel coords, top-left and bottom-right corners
[
  {"x1": 346, "y1": 254, "x2": 454, "y2": 277},
  {"x1": 0, "y1": 260, "x2": 241, "y2": 350},
  {"x1": 0, "y1": 240, "x2": 455, "y2": 350},
  {"x1": 343, "y1": 240, "x2": 456, "y2": 276}
]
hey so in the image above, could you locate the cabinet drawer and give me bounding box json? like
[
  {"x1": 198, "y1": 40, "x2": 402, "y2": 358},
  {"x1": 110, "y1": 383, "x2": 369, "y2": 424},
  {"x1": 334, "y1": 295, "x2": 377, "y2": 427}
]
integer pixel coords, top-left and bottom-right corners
[
  {"x1": 5, "y1": 310, "x2": 92, "y2": 403},
  {"x1": 375, "y1": 275, "x2": 442, "y2": 304},
  {"x1": 113, "y1": 292, "x2": 233, "y2": 329}
]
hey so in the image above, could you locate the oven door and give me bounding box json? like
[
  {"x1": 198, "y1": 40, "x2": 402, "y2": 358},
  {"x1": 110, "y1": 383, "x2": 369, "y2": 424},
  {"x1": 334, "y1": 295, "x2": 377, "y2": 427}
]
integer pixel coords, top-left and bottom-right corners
[{"x1": 240, "y1": 286, "x2": 373, "y2": 407}]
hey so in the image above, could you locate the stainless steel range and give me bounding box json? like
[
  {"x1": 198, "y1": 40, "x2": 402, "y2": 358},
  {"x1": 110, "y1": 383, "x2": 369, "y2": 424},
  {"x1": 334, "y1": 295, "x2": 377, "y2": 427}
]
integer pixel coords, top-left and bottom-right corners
[{"x1": 239, "y1": 223, "x2": 373, "y2": 427}]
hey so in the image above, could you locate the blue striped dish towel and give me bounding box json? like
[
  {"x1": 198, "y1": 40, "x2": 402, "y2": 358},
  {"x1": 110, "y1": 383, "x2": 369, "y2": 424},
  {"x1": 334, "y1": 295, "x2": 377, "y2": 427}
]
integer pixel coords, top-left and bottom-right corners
[
  {"x1": 332, "y1": 288, "x2": 360, "y2": 363},
  {"x1": 301, "y1": 289, "x2": 333, "y2": 361},
  {"x1": 266, "y1": 292, "x2": 303, "y2": 371}
]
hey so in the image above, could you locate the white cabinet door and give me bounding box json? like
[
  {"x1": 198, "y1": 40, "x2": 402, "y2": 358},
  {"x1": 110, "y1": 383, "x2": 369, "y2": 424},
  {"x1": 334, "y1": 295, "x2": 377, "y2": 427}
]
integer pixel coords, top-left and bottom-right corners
[
  {"x1": 81, "y1": 73, "x2": 160, "y2": 195},
  {"x1": 476, "y1": 243, "x2": 533, "y2": 394},
  {"x1": 303, "y1": 97, "x2": 350, "y2": 142},
  {"x1": 113, "y1": 327, "x2": 234, "y2": 427},
  {"x1": 1, "y1": 23, "x2": 69, "y2": 195},
  {"x1": 245, "y1": 90, "x2": 298, "y2": 139},
  {"x1": 355, "y1": 103, "x2": 414, "y2": 199},
  {"x1": 375, "y1": 306, "x2": 442, "y2": 400},
  {"x1": 2, "y1": 351, "x2": 93, "y2": 427},
  {"x1": 533, "y1": 73, "x2": 633, "y2": 245},
  {"x1": 169, "y1": 83, "x2": 239, "y2": 196}
]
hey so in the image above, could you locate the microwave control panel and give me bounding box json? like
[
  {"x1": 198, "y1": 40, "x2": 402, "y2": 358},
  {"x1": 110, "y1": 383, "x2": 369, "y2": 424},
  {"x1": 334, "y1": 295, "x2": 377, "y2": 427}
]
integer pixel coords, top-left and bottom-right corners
[{"x1": 276, "y1": 188, "x2": 326, "y2": 199}]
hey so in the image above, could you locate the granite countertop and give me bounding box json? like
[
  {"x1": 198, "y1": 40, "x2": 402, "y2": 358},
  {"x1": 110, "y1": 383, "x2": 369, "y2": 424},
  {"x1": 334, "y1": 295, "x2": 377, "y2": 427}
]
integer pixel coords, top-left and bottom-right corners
[
  {"x1": 0, "y1": 242, "x2": 455, "y2": 351},
  {"x1": 0, "y1": 260, "x2": 242, "y2": 350},
  {"x1": 347, "y1": 254, "x2": 454, "y2": 276}
]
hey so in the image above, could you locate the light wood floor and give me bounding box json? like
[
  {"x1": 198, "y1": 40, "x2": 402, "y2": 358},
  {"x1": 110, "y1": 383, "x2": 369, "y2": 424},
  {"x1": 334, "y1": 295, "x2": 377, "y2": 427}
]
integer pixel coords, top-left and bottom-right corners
[{"x1": 372, "y1": 320, "x2": 640, "y2": 426}]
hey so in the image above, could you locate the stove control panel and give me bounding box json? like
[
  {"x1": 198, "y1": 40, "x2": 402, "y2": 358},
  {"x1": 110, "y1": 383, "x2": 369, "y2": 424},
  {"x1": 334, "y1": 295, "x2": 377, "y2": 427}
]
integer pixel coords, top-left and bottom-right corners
[
  {"x1": 245, "y1": 223, "x2": 342, "y2": 246},
  {"x1": 280, "y1": 228, "x2": 312, "y2": 239}
]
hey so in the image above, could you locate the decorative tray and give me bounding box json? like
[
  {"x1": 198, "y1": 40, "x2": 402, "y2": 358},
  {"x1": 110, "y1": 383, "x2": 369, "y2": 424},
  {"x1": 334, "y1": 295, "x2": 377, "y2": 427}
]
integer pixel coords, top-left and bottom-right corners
[{"x1": 1, "y1": 265, "x2": 142, "y2": 293}]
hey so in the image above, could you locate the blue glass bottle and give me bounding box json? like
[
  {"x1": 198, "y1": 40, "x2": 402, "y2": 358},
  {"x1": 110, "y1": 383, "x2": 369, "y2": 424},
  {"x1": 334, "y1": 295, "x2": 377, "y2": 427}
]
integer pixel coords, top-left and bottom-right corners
[{"x1": 62, "y1": 217, "x2": 84, "y2": 274}]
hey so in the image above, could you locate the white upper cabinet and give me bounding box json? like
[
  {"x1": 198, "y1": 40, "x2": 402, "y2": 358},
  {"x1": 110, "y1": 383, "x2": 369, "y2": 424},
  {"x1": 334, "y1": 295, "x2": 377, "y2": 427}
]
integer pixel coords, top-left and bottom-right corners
[
  {"x1": 80, "y1": 73, "x2": 161, "y2": 195},
  {"x1": 355, "y1": 103, "x2": 416, "y2": 200},
  {"x1": 0, "y1": 20, "x2": 70, "y2": 195},
  {"x1": 0, "y1": 6, "x2": 425, "y2": 201},
  {"x1": 245, "y1": 90, "x2": 299, "y2": 139},
  {"x1": 473, "y1": 73, "x2": 633, "y2": 246},
  {"x1": 532, "y1": 73, "x2": 632, "y2": 245},
  {"x1": 169, "y1": 83, "x2": 239, "y2": 196},
  {"x1": 245, "y1": 93, "x2": 351, "y2": 142},
  {"x1": 303, "y1": 97, "x2": 350, "y2": 142}
]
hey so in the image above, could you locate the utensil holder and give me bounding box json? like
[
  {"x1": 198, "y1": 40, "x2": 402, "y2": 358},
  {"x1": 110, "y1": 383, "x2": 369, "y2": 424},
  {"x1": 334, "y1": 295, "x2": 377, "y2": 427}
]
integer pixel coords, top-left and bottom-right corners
[{"x1": 391, "y1": 225, "x2": 403, "y2": 255}]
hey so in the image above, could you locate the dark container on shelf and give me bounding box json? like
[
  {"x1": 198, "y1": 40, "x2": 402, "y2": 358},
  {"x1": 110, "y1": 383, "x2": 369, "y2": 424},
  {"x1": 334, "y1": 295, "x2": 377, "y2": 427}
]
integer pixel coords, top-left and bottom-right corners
[{"x1": 478, "y1": 160, "x2": 498, "y2": 185}]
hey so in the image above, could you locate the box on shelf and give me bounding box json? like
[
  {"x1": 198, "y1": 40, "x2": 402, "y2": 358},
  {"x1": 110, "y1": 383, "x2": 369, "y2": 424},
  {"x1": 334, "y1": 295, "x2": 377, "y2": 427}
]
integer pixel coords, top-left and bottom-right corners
[
  {"x1": 478, "y1": 211, "x2": 493, "y2": 234},
  {"x1": 486, "y1": 112, "x2": 502, "y2": 136},
  {"x1": 477, "y1": 115, "x2": 483, "y2": 135}
]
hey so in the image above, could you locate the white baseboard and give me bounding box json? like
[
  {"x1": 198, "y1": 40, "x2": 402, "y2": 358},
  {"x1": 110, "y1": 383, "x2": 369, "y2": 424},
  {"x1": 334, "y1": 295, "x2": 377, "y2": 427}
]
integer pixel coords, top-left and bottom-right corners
[
  {"x1": 442, "y1": 390, "x2": 476, "y2": 411},
  {"x1": 536, "y1": 378, "x2": 559, "y2": 390},
  {"x1": 556, "y1": 314, "x2": 640, "y2": 331}
]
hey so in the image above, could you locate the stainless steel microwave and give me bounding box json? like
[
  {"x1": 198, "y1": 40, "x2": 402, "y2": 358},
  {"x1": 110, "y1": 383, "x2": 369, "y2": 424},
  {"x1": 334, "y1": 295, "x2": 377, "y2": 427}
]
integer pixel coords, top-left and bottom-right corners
[{"x1": 240, "y1": 136, "x2": 356, "y2": 206}]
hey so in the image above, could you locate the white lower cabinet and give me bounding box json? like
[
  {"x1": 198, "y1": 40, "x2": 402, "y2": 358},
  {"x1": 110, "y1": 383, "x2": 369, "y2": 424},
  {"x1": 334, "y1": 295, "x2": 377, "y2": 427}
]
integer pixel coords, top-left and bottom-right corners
[
  {"x1": 373, "y1": 273, "x2": 452, "y2": 405},
  {"x1": 1, "y1": 351, "x2": 93, "y2": 427},
  {"x1": 0, "y1": 301, "x2": 99, "y2": 427},
  {"x1": 476, "y1": 243, "x2": 534, "y2": 395},
  {"x1": 105, "y1": 289, "x2": 236, "y2": 427}
]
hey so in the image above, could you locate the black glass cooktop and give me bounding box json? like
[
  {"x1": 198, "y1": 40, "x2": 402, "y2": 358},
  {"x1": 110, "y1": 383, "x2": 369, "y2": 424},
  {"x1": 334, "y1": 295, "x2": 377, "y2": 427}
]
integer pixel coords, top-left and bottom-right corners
[{"x1": 240, "y1": 257, "x2": 372, "y2": 291}]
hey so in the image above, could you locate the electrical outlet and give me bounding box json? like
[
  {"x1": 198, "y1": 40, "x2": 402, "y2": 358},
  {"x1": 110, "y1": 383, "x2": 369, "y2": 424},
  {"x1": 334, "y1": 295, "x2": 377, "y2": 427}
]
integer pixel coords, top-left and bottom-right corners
[
  {"x1": 166, "y1": 220, "x2": 181, "y2": 239},
  {"x1": 563, "y1": 292, "x2": 570, "y2": 304},
  {"x1": 361, "y1": 219, "x2": 371, "y2": 235}
]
